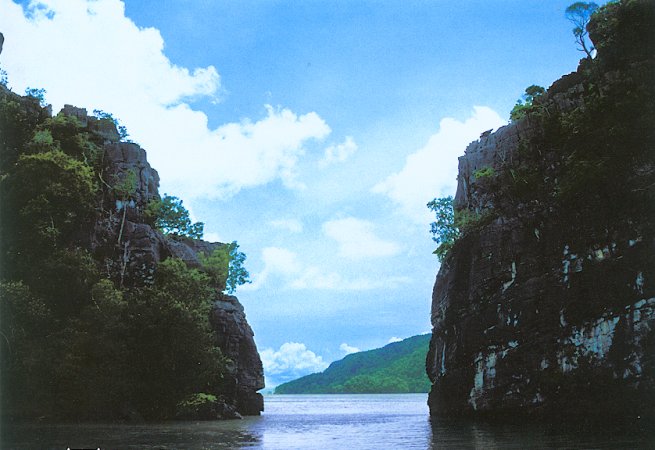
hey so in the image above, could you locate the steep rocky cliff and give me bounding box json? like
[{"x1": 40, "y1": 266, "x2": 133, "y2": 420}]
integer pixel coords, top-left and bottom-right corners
[
  {"x1": 72, "y1": 104, "x2": 265, "y2": 417},
  {"x1": 426, "y1": 0, "x2": 654, "y2": 425},
  {"x1": 0, "y1": 78, "x2": 263, "y2": 418}
]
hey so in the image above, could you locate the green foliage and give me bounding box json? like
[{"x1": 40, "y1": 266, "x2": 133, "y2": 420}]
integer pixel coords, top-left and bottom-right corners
[
  {"x1": 473, "y1": 166, "x2": 495, "y2": 179},
  {"x1": 0, "y1": 68, "x2": 7, "y2": 86},
  {"x1": 226, "y1": 241, "x2": 251, "y2": 294},
  {"x1": 566, "y1": 2, "x2": 599, "y2": 58},
  {"x1": 146, "y1": 194, "x2": 204, "y2": 239},
  {"x1": 275, "y1": 334, "x2": 432, "y2": 394},
  {"x1": 427, "y1": 196, "x2": 459, "y2": 261},
  {"x1": 113, "y1": 169, "x2": 138, "y2": 200},
  {"x1": 125, "y1": 258, "x2": 228, "y2": 417},
  {"x1": 510, "y1": 85, "x2": 546, "y2": 121},
  {"x1": 0, "y1": 96, "x2": 48, "y2": 170},
  {"x1": 6, "y1": 149, "x2": 97, "y2": 250},
  {"x1": 199, "y1": 246, "x2": 230, "y2": 291},
  {"x1": 24, "y1": 87, "x2": 47, "y2": 107},
  {"x1": 199, "y1": 242, "x2": 251, "y2": 293}
]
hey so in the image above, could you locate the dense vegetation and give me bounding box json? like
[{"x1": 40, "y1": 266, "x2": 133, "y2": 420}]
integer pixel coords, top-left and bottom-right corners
[
  {"x1": 275, "y1": 334, "x2": 432, "y2": 394},
  {"x1": 0, "y1": 87, "x2": 248, "y2": 420}
]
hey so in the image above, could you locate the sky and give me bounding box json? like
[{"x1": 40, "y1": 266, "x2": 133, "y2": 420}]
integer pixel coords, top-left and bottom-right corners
[{"x1": 0, "y1": 0, "x2": 593, "y2": 387}]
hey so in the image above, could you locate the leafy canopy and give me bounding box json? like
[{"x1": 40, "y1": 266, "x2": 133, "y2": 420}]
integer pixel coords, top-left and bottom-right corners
[
  {"x1": 510, "y1": 85, "x2": 546, "y2": 122},
  {"x1": 566, "y1": 2, "x2": 599, "y2": 59},
  {"x1": 146, "y1": 194, "x2": 204, "y2": 239},
  {"x1": 427, "y1": 196, "x2": 460, "y2": 262},
  {"x1": 199, "y1": 242, "x2": 251, "y2": 294}
]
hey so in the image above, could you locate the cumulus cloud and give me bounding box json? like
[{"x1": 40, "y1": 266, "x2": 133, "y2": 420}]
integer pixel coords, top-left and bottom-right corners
[
  {"x1": 373, "y1": 106, "x2": 505, "y2": 223},
  {"x1": 0, "y1": 0, "x2": 330, "y2": 200},
  {"x1": 288, "y1": 268, "x2": 409, "y2": 291},
  {"x1": 319, "y1": 136, "x2": 357, "y2": 167},
  {"x1": 243, "y1": 246, "x2": 410, "y2": 291},
  {"x1": 387, "y1": 336, "x2": 403, "y2": 343},
  {"x1": 242, "y1": 247, "x2": 302, "y2": 291},
  {"x1": 339, "y1": 343, "x2": 360, "y2": 354},
  {"x1": 260, "y1": 342, "x2": 328, "y2": 387},
  {"x1": 269, "y1": 219, "x2": 304, "y2": 234},
  {"x1": 323, "y1": 217, "x2": 401, "y2": 260}
]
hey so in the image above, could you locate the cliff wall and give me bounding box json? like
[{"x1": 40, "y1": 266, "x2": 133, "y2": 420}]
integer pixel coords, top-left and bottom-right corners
[
  {"x1": 71, "y1": 104, "x2": 266, "y2": 416},
  {"x1": 426, "y1": 0, "x2": 655, "y2": 425}
]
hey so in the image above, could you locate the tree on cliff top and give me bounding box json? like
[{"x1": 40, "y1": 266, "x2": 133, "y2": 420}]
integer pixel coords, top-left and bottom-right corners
[
  {"x1": 566, "y1": 2, "x2": 599, "y2": 59},
  {"x1": 146, "y1": 194, "x2": 204, "y2": 239},
  {"x1": 199, "y1": 242, "x2": 251, "y2": 294},
  {"x1": 427, "y1": 196, "x2": 460, "y2": 262},
  {"x1": 510, "y1": 85, "x2": 546, "y2": 122}
]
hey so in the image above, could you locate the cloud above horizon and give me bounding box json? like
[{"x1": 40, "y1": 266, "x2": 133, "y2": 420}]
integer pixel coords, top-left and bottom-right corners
[
  {"x1": 322, "y1": 217, "x2": 401, "y2": 260},
  {"x1": 0, "y1": 0, "x2": 331, "y2": 200},
  {"x1": 373, "y1": 106, "x2": 506, "y2": 224},
  {"x1": 243, "y1": 246, "x2": 410, "y2": 292},
  {"x1": 260, "y1": 342, "x2": 328, "y2": 387},
  {"x1": 340, "y1": 343, "x2": 360, "y2": 354}
]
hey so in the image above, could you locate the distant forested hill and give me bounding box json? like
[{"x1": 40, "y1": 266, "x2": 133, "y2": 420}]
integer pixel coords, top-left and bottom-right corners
[{"x1": 275, "y1": 334, "x2": 431, "y2": 394}]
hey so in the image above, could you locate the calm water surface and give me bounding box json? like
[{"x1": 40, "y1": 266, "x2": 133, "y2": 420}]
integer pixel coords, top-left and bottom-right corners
[{"x1": 3, "y1": 394, "x2": 653, "y2": 449}]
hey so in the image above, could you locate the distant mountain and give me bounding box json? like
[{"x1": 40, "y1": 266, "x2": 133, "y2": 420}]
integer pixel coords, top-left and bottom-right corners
[{"x1": 275, "y1": 334, "x2": 431, "y2": 394}]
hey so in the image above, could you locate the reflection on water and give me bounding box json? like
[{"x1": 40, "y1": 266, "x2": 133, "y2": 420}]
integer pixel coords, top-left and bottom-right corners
[{"x1": 3, "y1": 394, "x2": 653, "y2": 449}]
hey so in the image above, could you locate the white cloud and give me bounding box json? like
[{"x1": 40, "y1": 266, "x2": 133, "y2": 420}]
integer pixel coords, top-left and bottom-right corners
[
  {"x1": 387, "y1": 336, "x2": 403, "y2": 343},
  {"x1": 243, "y1": 246, "x2": 410, "y2": 292},
  {"x1": 269, "y1": 219, "x2": 304, "y2": 234},
  {"x1": 242, "y1": 247, "x2": 302, "y2": 291},
  {"x1": 373, "y1": 106, "x2": 506, "y2": 223},
  {"x1": 288, "y1": 268, "x2": 410, "y2": 291},
  {"x1": 260, "y1": 342, "x2": 328, "y2": 387},
  {"x1": 323, "y1": 217, "x2": 401, "y2": 260},
  {"x1": 0, "y1": 0, "x2": 330, "y2": 200},
  {"x1": 340, "y1": 343, "x2": 360, "y2": 354},
  {"x1": 319, "y1": 136, "x2": 357, "y2": 167}
]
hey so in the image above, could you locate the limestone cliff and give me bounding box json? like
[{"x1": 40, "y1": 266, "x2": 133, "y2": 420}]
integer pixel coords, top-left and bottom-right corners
[
  {"x1": 72, "y1": 106, "x2": 265, "y2": 416},
  {"x1": 0, "y1": 82, "x2": 264, "y2": 417},
  {"x1": 426, "y1": 0, "x2": 654, "y2": 425},
  {"x1": 64, "y1": 104, "x2": 267, "y2": 416}
]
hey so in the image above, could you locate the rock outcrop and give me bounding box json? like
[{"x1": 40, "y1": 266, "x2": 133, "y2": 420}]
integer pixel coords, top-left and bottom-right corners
[
  {"x1": 426, "y1": 0, "x2": 654, "y2": 425},
  {"x1": 59, "y1": 105, "x2": 265, "y2": 416}
]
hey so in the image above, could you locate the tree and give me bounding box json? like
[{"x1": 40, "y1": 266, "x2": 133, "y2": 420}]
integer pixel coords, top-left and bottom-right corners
[
  {"x1": 566, "y1": 2, "x2": 599, "y2": 59},
  {"x1": 146, "y1": 194, "x2": 204, "y2": 239},
  {"x1": 510, "y1": 85, "x2": 546, "y2": 121},
  {"x1": 226, "y1": 242, "x2": 251, "y2": 294},
  {"x1": 427, "y1": 196, "x2": 460, "y2": 262},
  {"x1": 199, "y1": 246, "x2": 230, "y2": 291},
  {"x1": 24, "y1": 87, "x2": 47, "y2": 107}
]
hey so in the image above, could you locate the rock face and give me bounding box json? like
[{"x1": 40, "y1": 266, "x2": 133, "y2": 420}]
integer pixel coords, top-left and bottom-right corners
[
  {"x1": 57, "y1": 106, "x2": 265, "y2": 416},
  {"x1": 211, "y1": 296, "x2": 265, "y2": 414},
  {"x1": 426, "y1": 1, "x2": 654, "y2": 424}
]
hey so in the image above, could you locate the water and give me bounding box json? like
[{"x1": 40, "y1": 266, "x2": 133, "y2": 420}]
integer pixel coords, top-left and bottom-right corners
[{"x1": 3, "y1": 394, "x2": 653, "y2": 449}]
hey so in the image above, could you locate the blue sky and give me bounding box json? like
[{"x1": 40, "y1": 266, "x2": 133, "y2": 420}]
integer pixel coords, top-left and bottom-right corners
[{"x1": 0, "y1": 0, "x2": 593, "y2": 387}]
